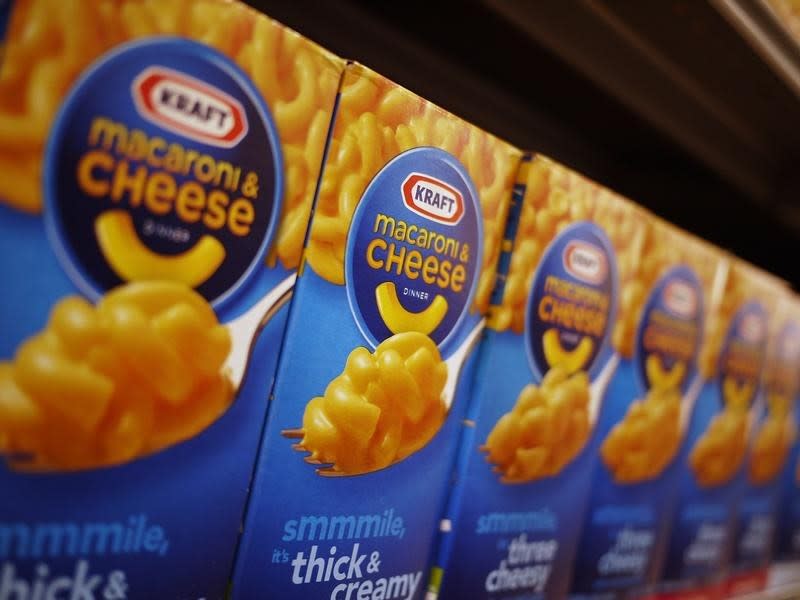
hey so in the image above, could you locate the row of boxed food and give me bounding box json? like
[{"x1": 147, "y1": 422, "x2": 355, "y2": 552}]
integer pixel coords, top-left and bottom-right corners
[{"x1": 0, "y1": 1, "x2": 797, "y2": 599}]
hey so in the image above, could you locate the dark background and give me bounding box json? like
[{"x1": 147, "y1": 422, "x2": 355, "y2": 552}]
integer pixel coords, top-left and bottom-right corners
[{"x1": 246, "y1": 0, "x2": 800, "y2": 288}]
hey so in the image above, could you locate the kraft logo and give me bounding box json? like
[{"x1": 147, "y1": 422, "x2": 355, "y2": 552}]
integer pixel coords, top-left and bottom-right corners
[
  {"x1": 739, "y1": 312, "x2": 766, "y2": 344},
  {"x1": 401, "y1": 173, "x2": 464, "y2": 225},
  {"x1": 562, "y1": 240, "x2": 607, "y2": 285},
  {"x1": 132, "y1": 66, "x2": 248, "y2": 148},
  {"x1": 663, "y1": 280, "x2": 698, "y2": 319}
]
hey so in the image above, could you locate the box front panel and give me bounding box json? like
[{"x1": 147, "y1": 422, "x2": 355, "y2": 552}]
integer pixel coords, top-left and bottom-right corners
[
  {"x1": 0, "y1": 2, "x2": 343, "y2": 597},
  {"x1": 436, "y1": 156, "x2": 652, "y2": 600},
  {"x1": 658, "y1": 262, "x2": 781, "y2": 594},
  {"x1": 572, "y1": 222, "x2": 723, "y2": 598},
  {"x1": 231, "y1": 64, "x2": 520, "y2": 599}
]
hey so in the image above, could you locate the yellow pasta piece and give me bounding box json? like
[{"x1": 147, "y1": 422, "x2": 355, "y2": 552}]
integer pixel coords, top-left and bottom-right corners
[
  {"x1": 722, "y1": 376, "x2": 754, "y2": 412},
  {"x1": 646, "y1": 354, "x2": 686, "y2": 391},
  {"x1": 95, "y1": 210, "x2": 226, "y2": 287},
  {"x1": 375, "y1": 282, "x2": 448, "y2": 336},
  {"x1": 689, "y1": 406, "x2": 748, "y2": 487},
  {"x1": 291, "y1": 332, "x2": 447, "y2": 475},
  {"x1": 483, "y1": 366, "x2": 590, "y2": 483},
  {"x1": 0, "y1": 281, "x2": 232, "y2": 471},
  {"x1": 542, "y1": 328, "x2": 594, "y2": 375},
  {"x1": 601, "y1": 386, "x2": 682, "y2": 483}
]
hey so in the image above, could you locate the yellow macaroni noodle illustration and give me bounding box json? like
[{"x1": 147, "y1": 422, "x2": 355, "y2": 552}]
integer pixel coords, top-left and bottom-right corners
[
  {"x1": 542, "y1": 329, "x2": 594, "y2": 375},
  {"x1": 375, "y1": 282, "x2": 448, "y2": 335},
  {"x1": 646, "y1": 355, "x2": 686, "y2": 392},
  {"x1": 288, "y1": 331, "x2": 447, "y2": 475},
  {"x1": 0, "y1": 281, "x2": 232, "y2": 471},
  {"x1": 95, "y1": 210, "x2": 226, "y2": 287},
  {"x1": 601, "y1": 385, "x2": 682, "y2": 483},
  {"x1": 723, "y1": 377, "x2": 754, "y2": 412},
  {"x1": 483, "y1": 366, "x2": 590, "y2": 483}
]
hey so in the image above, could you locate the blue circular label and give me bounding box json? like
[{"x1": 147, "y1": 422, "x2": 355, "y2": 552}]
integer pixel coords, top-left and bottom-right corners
[
  {"x1": 717, "y1": 300, "x2": 769, "y2": 409},
  {"x1": 44, "y1": 37, "x2": 282, "y2": 308},
  {"x1": 524, "y1": 221, "x2": 617, "y2": 381},
  {"x1": 345, "y1": 147, "x2": 482, "y2": 349},
  {"x1": 634, "y1": 265, "x2": 703, "y2": 394}
]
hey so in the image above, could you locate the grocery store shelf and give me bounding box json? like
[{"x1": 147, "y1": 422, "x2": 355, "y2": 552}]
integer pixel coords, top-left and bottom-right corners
[
  {"x1": 714, "y1": 0, "x2": 800, "y2": 101},
  {"x1": 485, "y1": 0, "x2": 800, "y2": 223}
]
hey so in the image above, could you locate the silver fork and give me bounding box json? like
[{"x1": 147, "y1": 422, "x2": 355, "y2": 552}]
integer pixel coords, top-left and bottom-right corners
[
  {"x1": 587, "y1": 353, "x2": 621, "y2": 428},
  {"x1": 223, "y1": 273, "x2": 297, "y2": 390}
]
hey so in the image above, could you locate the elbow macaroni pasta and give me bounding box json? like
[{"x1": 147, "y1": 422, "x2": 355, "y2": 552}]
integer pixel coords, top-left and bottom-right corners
[
  {"x1": 375, "y1": 282, "x2": 449, "y2": 335},
  {"x1": 305, "y1": 65, "x2": 518, "y2": 313},
  {"x1": 601, "y1": 384, "x2": 682, "y2": 483},
  {"x1": 542, "y1": 328, "x2": 594, "y2": 375},
  {"x1": 95, "y1": 210, "x2": 227, "y2": 287},
  {"x1": 647, "y1": 354, "x2": 686, "y2": 391},
  {"x1": 483, "y1": 366, "x2": 590, "y2": 483},
  {"x1": 0, "y1": 281, "x2": 232, "y2": 471},
  {"x1": 601, "y1": 355, "x2": 686, "y2": 483},
  {"x1": 689, "y1": 404, "x2": 748, "y2": 487},
  {"x1": 0, "y1": 0, "x2": 340, "y2": 271},
  {"x1": 290, "y1": 331, "x2": 447, "y2": 475},
  {"x1": 690, "y1": 378, "x2": 750, "y2": 488}
]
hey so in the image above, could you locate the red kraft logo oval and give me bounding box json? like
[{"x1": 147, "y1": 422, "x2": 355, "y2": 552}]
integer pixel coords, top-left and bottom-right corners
[
  {"x1": 563, "y1": 240, "x2": 607, "y2": 285},
  {"x1": 401, "y1": 173, "x2": 464, "y2": 225},
  {"x1": 132, "y1": 67, "x2": 248, "y2": 148},
  {"x1": 664, "y1": 280, "x2": 698, "y2": 319}
]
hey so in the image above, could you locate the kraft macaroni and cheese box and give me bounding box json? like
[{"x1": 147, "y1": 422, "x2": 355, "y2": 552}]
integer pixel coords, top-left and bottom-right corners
[
  {"x1": 654, "y1": 260, "x2": 785, "y2": 599},
  {"x1": 570, "y1": 218, "x2": 725, "y2": 599},
  {"x1": 725, "y1": 292, "x2": 800, "y2": 596},
  {"x1": 230, "y1": 63, "x2": 521, "y2": 599},
  {"x1": 0, "y1": 1, "x2": 343, "y2": 597},
  {"x1": 429, "y1": 155, "x2": 651, "y2": 599},
  {"x1": 774, "y1": 295, "x2": 800, "y2": 564}
]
